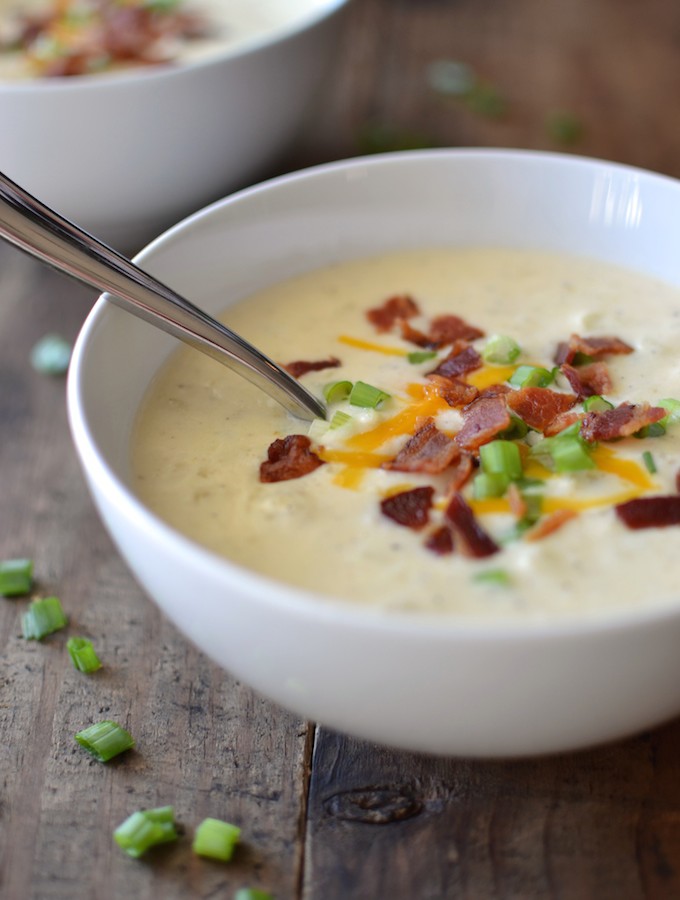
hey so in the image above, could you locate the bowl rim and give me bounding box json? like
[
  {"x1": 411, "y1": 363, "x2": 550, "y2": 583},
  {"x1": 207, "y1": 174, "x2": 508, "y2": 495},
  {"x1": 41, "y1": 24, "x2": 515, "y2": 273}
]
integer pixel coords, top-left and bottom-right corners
[
  {"x1": 67, "y1": 146, "x2": 680, "y2": 641},
  {"x1": 0, "y1": 0, "x2": 350, "y2": 93}
]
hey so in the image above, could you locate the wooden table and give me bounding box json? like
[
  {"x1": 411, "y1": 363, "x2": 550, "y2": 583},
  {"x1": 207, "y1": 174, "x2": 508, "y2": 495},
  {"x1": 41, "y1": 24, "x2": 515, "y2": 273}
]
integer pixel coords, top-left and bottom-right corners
[{"x1": 2, "y1": 1, "x2": 680, "y2": 897}]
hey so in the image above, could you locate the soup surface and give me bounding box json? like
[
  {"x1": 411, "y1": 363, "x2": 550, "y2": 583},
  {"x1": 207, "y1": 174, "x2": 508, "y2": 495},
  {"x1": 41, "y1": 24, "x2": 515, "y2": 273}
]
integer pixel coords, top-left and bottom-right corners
[
  {"x1": 0, "y1": 0, "x2": 325, "y2": 79},
  {"x1": 132, "y1": 248, "x2": 680, "y2": 619}
]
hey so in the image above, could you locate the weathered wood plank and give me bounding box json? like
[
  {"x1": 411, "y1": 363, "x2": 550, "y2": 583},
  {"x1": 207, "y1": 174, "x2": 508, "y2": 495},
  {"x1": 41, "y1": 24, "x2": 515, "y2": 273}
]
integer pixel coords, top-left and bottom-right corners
[
  {"x1": 282, "y1": 0, "x2": 680, "y2": 180},
  {"x1": 0, "y1": 244, "x2": 310, "y2": 898},
  {"x1": 304, "y1": 723, "x2": 680, "y2": 899}
]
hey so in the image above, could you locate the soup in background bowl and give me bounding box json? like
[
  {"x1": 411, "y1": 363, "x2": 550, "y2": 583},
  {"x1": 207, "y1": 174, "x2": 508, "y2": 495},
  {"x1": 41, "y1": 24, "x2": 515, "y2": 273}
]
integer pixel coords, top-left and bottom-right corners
[
  {"x1": 0, "y1": 0, "x2": 349, "y2": 249},
  {"x1": 67, "y1": 149, "x2": 680, "y2": 757}
]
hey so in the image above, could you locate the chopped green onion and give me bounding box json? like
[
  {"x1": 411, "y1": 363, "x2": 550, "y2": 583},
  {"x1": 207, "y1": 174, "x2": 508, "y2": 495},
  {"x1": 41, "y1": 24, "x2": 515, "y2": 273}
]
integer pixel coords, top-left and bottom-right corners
[
  {"x1": 473, "y1": 439, "x2": 524, "y2": 498},
  {"x1": 407, "y1": 350, "x2": 438, "y2": 364},
  {"x1": 114, "y1": 806, "x2": 177, "y2": 858},
  {"x1": 356, "y1": 122, "x2": 437, "y2": 155},
  {"x1": 234, "y1": 890, "x2": 273, "y2": 900},
  {"x1": 642, "y1": 450, "x2": 657, "y2": 474},
  {"x1": 472, "y1": 471, "x2": 509, "y2": 499},
  {"x1": 473, "y1": 568, "x2": 511, "y2": 587},
  {"x1": 307, "y1": 418, "x2": 327, "y2": 443},
  {"x1": 658, "y1": 398, "x2": 680, "y2": 427},
  {"x1": 464, "y1": 81, "x2": 506, "y2": 118},
  {"x1": 329, "y1": 410, "x2": 352, "y2": 430},
  {"x1": 426, "y1": 59, "x2": 476, "y2": 96},
  {"x1": 143, "y1": 0, "x2": 182, "y2": 11},
  {"x1": 545, "y1": 111, "x2": 584, "y2": 145},
  {"x1": 349, "y1": 381, "x2": 390, "y2": 409},
  {"x1": 508, "y1": 365, "x2": 555, "y2": 388},
  {"x1": 67, "y1": 636, "x2": 103, "y2": 673},
  {"x1": 583, "y1": 395, "x2": 614, "y2": 412},
  {"x1": 30, "y1": 334, "x2": 72, "y2": 375},
  {"x1": 192, "y1": 817, "x2": 241, "y2": 861},
  {"x1": 479, "y1": 440, "x2": 523, "y2": 480},
  {"x1": 530, "y1": 424, "x2": 595, "y2": 473},
  {"x1": 634, "y1": 422, "x2": 666, "y2": 439},
  {"x1": 75, "y1": 720, "x2": 134, "y2": 762},
  {"x1": 515, "y1": 476, "x2": 544, "y2": 490},
  {"x1": 234, "y1": 891, "x2": 273, "y2": 900},
  {"x1": 323, "y1": 380, "x2": 352, "y2": 404},
  {"x1": 519, "y1": 489, "x2": 544, "y2": 520},
  {"x1": 22, "y1": 596, "x2": 67, "y2": 640},
  {"x1": 497, "y1": 415, "x2": 529, "y2": 440},
  {"x1": 482, "y1": 334, "x2": 521, "y2": 365},
  {"x1": 548, "y1": 436, "x2": 595, "y2": 472},
  {"x1": 0, "y1": 557, "x2": 33, "y2": 597}
]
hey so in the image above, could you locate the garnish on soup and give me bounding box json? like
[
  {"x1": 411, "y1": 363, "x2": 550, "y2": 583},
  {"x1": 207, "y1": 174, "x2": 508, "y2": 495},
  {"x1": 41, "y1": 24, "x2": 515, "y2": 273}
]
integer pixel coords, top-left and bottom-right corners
[
  {"x1": 264, "y1": 289, "x2": 680, "y2": 561},
  {"x1": 132, "y1": 248, "x2": 680, "y2": 616}
]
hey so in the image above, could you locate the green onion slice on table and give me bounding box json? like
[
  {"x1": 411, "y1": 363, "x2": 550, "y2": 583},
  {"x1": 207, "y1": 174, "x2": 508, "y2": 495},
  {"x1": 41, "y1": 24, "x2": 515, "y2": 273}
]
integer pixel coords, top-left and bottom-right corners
[
  {"x1": 67, "y1": 636, "x2": 103, "y2": 673},
  {"x1": 234, "y1": 890, "x2": 274, "y2": 900},
  {"x1": 0, "y1": 557, "x2": 33, "y2": 597},
  {"x1": 114, "y1": 806, "x2": 177, "y2": 858},
  {"x1": 192, "y1": 817, "x2": 241, "y2": 861},
  {"x1": 75, "y1": 720, "x2": 134, "y2": 762},
  {"x1": 22, "y1": 595, "x2": 68, "y2": 639}
]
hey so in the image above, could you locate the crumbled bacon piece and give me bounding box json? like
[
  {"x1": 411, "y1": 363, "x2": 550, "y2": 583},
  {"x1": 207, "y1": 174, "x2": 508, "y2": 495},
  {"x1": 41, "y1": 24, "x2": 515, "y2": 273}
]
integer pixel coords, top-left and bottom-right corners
[
  {"x1": 259, "y1": 435, "x2": 324, "y2": 483},
  {"x1": 556, "y1": 333, "x2": 635, "y2": 365},
  {"x1": 384, "y1": 419, "x2": 460, "y2": 475},
  {"x1": 424, "y1": 525, "x2": 455, "y2": 555},
  {"x1": 580, "y1": 403, "x2": 666, "y2": 442},
  {"x1": 427, "y1": 374, "x2": 479, "y2": 408},
  {"x1": 560, "y1": 361, "x2": 613, "y2": 398},
  {"x1": 399, "y1": 320, "x2": 434, "y2": 348},
  {"x1": 447, "y1": 453, "x2": 476, "y2": 492},
  {"x1": 615, "y1": 496, "x2": 680, "y2": 529},
  {"x1": 428, "y1": 314, "x2": 485, "y2": 346},
  {"x1": 283, "y1": 357, "x2": 341, "y2": 378},
  {"x1": 554, "y1": 341, "x2": 573, "y2": 367},
  {"x1": 525, "y1": 509, "x2": 577, "y2": 542},
  {"x1": 506, "y1": 387, "x2": 577, "y2": 432},
  {"x1": 366, "y1": 294, "x2": 420, "y2": 332},
  {"x1": 454, "y1": 397, "x2": 511, "y2": 451},
  {"x1": 474, "y1": 383, "x2": 512, "y2": 402},
  {"x1": 543, "y1": 410, "x2": 582, "y2": 436},
  {"x1": 428, "y1": 344, "x2": 482, "y2": 380},
  {"x1": 380, "y1": 486, "x2": 434, "y2": 530},
  {"x1": 507, "y1": 482, "x2": 527, "y2": 520},
  {"x1": 444, "y1": 493, "x2": 499, "y2": 558}
]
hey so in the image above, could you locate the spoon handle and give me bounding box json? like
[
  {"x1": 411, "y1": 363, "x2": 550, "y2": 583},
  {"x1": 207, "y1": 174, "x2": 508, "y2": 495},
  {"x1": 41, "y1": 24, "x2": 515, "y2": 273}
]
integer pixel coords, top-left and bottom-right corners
[{"x1": 0, "y1": 171, "x2": 326, "y2": 421}]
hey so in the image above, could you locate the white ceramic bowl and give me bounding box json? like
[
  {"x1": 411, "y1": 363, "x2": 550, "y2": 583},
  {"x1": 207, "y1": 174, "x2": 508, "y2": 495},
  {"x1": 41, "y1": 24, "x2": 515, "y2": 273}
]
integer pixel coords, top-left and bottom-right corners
[
  {"x1": 0, "y1": 0, "x2": 349, "y2": 251},
  {"x1": 67, "y1": 149, "x2": 680, "y2": 757}
]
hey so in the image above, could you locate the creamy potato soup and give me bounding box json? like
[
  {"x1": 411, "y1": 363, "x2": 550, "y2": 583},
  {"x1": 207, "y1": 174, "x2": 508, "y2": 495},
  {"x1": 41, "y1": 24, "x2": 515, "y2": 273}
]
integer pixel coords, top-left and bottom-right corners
[
  {"x1": 0, "y1": 0, "x2": 325, "y2": 79},
  {"x1": 132, "y1": 248, "x2": 680, "y2": 619}
]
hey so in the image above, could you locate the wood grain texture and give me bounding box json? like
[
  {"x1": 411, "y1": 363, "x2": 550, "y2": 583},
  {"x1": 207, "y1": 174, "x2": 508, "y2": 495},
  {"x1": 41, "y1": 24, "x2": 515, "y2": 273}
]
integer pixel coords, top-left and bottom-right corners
[
  {"x1": 279, "y1": 0, "x2": 680, "y2": 179},
  {"x1": 0, "y1": 248, "x2": 310, "y2": 898},
  {"x1": 304, "y1": 724, "x2": 680, "y2": 899},
  {"x1": 2, "y1": 0, "x2": 680, "y2": 897}
]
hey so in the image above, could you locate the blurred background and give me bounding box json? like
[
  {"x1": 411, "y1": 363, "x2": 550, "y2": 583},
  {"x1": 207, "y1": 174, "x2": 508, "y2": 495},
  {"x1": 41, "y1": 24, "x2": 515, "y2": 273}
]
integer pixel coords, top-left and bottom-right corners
[{"x1": 280, "y1": 0, "x2": 680, "y2": 181}]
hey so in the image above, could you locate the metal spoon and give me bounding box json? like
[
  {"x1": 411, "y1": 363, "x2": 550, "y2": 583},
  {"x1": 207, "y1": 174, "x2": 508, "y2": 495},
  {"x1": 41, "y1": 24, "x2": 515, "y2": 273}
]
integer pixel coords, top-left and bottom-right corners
[{"x1": 0, "y1": 171, "x2": 326, "y2": 421}]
